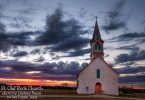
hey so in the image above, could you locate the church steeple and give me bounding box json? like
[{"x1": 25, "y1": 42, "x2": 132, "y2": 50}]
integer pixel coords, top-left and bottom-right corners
[
  {"x1": 92, "y1": 18, "x2": 101, "y2": 41},
  {"x1": 90, "y1": 18, "x2": 104, "y2": 60}
]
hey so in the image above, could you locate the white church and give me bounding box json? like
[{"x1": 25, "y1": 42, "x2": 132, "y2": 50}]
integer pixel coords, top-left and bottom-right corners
[{"x1": 77, "y1": 19, "x2": 119, "y2": 95}]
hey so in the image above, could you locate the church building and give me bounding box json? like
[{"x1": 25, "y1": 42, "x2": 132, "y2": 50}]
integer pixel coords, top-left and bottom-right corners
[{"x1": 77, "y1": 19, "x2": 119, "y2": 95}]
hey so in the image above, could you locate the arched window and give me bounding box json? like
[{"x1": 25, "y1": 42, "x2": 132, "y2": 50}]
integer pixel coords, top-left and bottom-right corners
[
  {"x1": 96, "y1": 69, "x2": 100, "y2": 78},
  {"x1": 95, "y1": 44, "x2": 98, "y2": 50},
  {"x1": 98, "y1": 45, "x2": 101, "y2": 51},
  {"x1": 94, "y1": 44, "x2": 101, "y2": 51}
]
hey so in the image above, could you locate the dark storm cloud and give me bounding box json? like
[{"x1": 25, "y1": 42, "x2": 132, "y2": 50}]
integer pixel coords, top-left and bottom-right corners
[
  {"x1": 118, "y1": 66, "x2": 145, "y2": 74},
  {"x1": 35, "y1": 7, "x2": 89, "y2": 52},
  {"x1": 11, "y1": 8, "x2": 36, "y2": 15},
  {"x1": 116, "y1": 32, "x2": 145, "y2": 41},
  {"x1": 51, "y1": 55, "x2": 60, "y2": 60},
  {"x1": 1, "y1": 14, "x2": 33, "y2": 29},
  {"x1": 0, "y1": 1, "x2": 8, "y2": 18},
  {"x1": 119, "y1": 61, "x2": 135, "y2": 66},
  {"x1": 6, "y1": 31, "x2": 38, "y2": 46},
  {"x1": 64, "y1": 48, "x2": 90, "y2": 57},
  {"x1": 141, "y1": 20, "x2": 145, "y2": 31},
  {"x1": 0, "y1": 3, "x2": 6, "y2": 46},
  {"x1": 30, "y1": 49, "x2": 41, "y2": 55},
  {"x1": 0, "y1": 60, "x2": 40, "y2": 78},
  {"x1": 0, "y1": 30, "x2": 41, "y2": 52},
  {"x1": 0, "y1": 21, "x2": 5, "y2": 34},
  {"x1": 0, "y1": 60, "x2": 85, "y2": 80},
  {"x1": 12, "y1": 51, "x2": 28, "y2": 57},
  {"x1": 33, "y1": 56, "x2": 45, "y2": 62},
  {"x1": 119, "y1": 75, "x2": 145, "y2": 83},
  {"x1": 0, "y1": 31, "x2": 39, "y2": 57},
  {"x1": 48, "y1": 52, "x2": 61, "y2": 60},
  {"x1": 0, "y1": 21, "x2": 11, "y2": 52},
  {"x1": 1, "y1": 59, "x2": 145, "y2": 82},
  {"x1": 0, "y1": 5, "x2": 3, "y2": 18},
  {"x1": 115, "y1": 49, "x2": 145, "y2": 64},
  {"x1": 14, "y1": 16, "x2": 32, "y2": 24},
  {"x1": 79, "y1": 7, "x2": 86, "y2": 18},
  {"x1": 142, "y1": 20, "x2": 145, "y2": 24},
  {"x1": 0, "y1": 6, "x2": 89, "y2": 55},
  {"x1": 9, "y1": 23, "x2": 22, "y2": 29},
  {"x1": 102, "y1": 0, "x2": 127, "y2": 32},
  {"x1": 116, "y1": 45, "x2": 139, "y2": 51},
  {"x1": 0, "y1": 60, "x2": 37, "y2": 72},
  {"x1": 51, "y1": 36, "x2": 89, "y2": 52},
  {"x1": 9, "y1": 16, "x2": 33, "y2": 29},
  {"x1": 109, "y1": 32, "x2": 145, "y2": 43}
]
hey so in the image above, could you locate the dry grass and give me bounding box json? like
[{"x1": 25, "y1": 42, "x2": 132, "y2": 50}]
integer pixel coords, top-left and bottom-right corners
[
  {"x1": 42, "y1": 89, "x2": 77, "y2": 95},
  {"x1": 0, "y1": 89, "x2": 145, "y2": 100},
  {"x1": 38, "y1": 97, "x2": 127, "y2": 100}
]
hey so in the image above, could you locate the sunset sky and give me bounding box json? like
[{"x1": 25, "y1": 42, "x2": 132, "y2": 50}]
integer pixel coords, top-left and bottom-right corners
[{"x1": 0, "y1": 0, "x2": 145, "y2": 86}]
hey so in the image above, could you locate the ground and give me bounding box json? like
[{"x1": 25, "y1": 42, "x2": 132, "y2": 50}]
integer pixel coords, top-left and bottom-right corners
[{"x1": 0, "y1": 89, "x2": 145, "y2": 100}]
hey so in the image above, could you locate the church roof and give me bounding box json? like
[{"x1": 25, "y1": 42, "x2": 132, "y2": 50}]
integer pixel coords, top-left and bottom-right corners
[
  {"x1": 76, "y1": 56, "x2": 119, "y2": 79},
  {"x1": 91, "y1": 18, "x2": 101, "y2": 42}
]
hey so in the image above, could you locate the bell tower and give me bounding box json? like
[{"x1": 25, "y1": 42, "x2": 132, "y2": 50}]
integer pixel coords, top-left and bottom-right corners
[{"x1": 90, "y1": 18, "x2": 104, "y2": 60}]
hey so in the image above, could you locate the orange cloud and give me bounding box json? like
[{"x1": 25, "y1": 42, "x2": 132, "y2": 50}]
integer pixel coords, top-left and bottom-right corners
[{"x1": 0, "y1": 78, "x2": 76, "y2": 87}]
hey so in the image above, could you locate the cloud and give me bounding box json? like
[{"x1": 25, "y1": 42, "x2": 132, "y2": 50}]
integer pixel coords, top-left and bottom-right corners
[
  {"x1": 142, "y1": 20, "x2": 145, "y2": 24},
  {"x1": 118, "y1": 66, "x2": 145, "y2": 74},
  {"x1": 51, "y1": 36, "x2": 89, "y2": 52},
  {"x1": 30, "y1": 49, "x2": 40, "y2": 55},
  {"x1": 1, "y1": 15, "x2": 33, "y2": 30},
  {"x1": 102, "y1": 0, "x2": 127, "y2": 33},
  {"x1": 0, "y1": 60, "x2": 84, "y2": 80},
  {"x1": 0, "y1": 21, "x2": 11, "y2": 52},
  {"x1": 12, "y1": 51, "x2": 28, "y2": 57},
  {"x1": 0, "y1": 30, "x2": 43, "y2": 56},
  {"x1": 119, "y1": 75, "x2": 145, "y2": 83},
  {"x1": 116, "y1": 32, "x2": 145, "y2": 41},
  {"x1": 11, "y1": 8, "x2": 36, "y2": 15},
  {"x1": 35, "y1": 7, "x2": 89, "y2": 52},
  {"x1": 0, "y1": 58, "x2": 145, "y2": 83},
  {"x1": 102, "y1": 21, "x2": 126, "y2": 33},
  {"x1": 1, "y1": 6, "x2": 89, "y2": 56},
  {"x1": 0, "y1": 21, "x2": 5, "y2": 34},
  {"x1": 116, "y1": 45, "x2": 139, "y2": 51},
  {"x1": 6, "y1": 31, "x2": 37, "y2": 46},
  {"x1": 119, "y1": 61, "x2": 135, "y2": 66},
  {"x1": 109, "y1": 32, "x2": 145, "y2": 43},
  {"x1": 0, "y1": 30, "x2": 41, "y2": 52},
  {"x1": 0, "y1": 2, "x2": 7, "y2": 19},
  {"x1": 79, "y1": 7, "x2": 86, "y2": 18},
  {"x1": 115, "y1": 49, "x2": 145, "y2": 64},
  {"x1": 51, "y1": 55, "x2": 60, "y2": 60},
  {"x1": 9, "y1": 16, "x2": 33, "y2": 30},
  {"x1": 64, "y1": 48, "x2": 90, "y2": 57},
  {"x1": 33, "y1": 56, "x2": 45, "y2": 62},
  {"x1": 141, "y1": 20, "x2": 145, "y2": 31}
]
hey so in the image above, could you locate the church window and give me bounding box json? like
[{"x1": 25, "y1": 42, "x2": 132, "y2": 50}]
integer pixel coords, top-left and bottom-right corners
[
  {"x1": 96, "y1": 69, "x2": 100, "y2": 78},
  {"x1": 85, "y1": 86, "x2": 89, "y2": 92},
  {"x1": 95, "y1": 44, "x2": 101, "y2": 51},
  {"x1": 98, "y1": 45, "x2": 101, "y2": 51},
  {"x1": 95, "y1": 44, "x2": 98, "y2": 51}
]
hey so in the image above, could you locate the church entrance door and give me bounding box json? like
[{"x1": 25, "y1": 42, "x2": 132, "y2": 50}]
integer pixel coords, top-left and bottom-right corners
[{"x1": 95, "y1": 82, "x2": 101, "y2": 94}]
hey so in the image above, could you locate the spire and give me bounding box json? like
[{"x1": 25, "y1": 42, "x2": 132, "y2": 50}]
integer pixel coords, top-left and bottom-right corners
[
  {"x1": 92, "y1": 17, "x2": 101, "y2": 41},
  {"x1": 90, "y1": 17, "x2": 104, "y2": 60}
]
